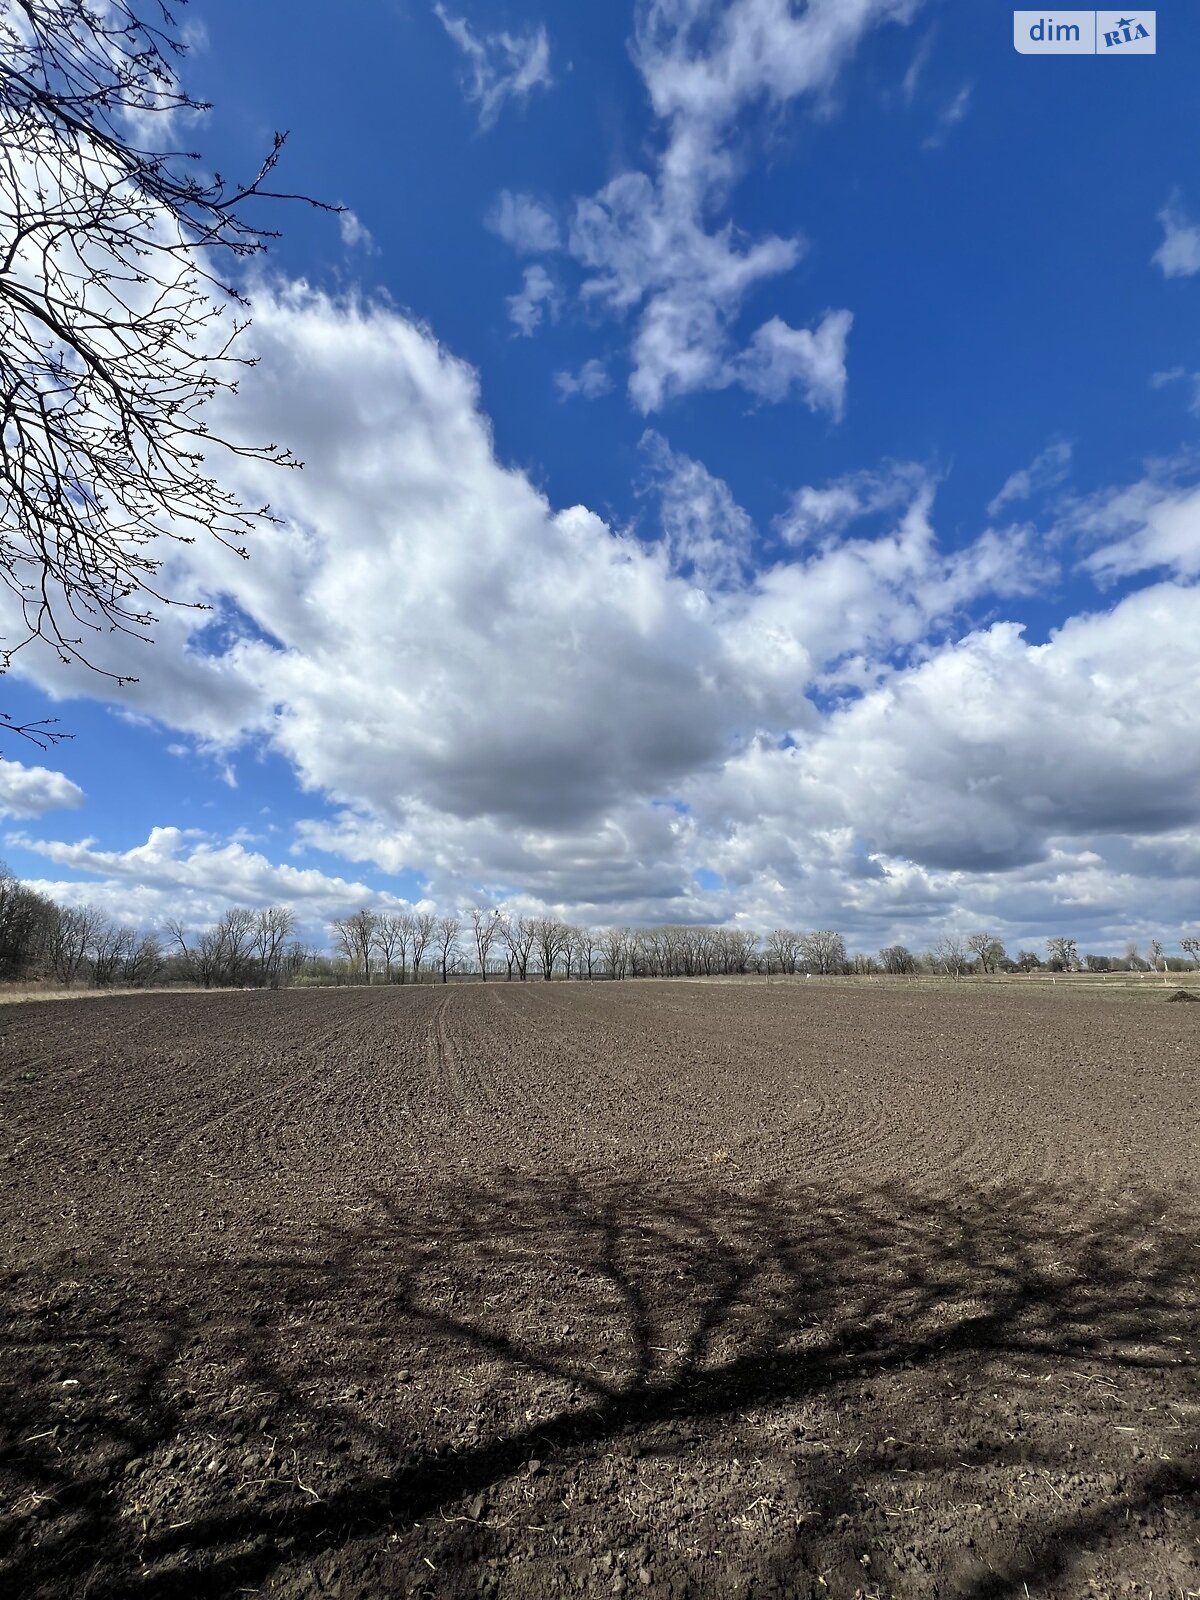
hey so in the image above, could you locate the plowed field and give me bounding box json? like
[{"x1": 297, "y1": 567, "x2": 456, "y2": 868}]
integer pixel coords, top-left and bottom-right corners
[{"x1": 1, "y1": 982, "x2": 1197, "y2": 1599}]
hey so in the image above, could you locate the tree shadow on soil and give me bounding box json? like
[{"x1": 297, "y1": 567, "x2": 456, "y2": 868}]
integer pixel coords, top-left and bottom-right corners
[{"x1": 1, "y1": 1177, "x2": 1196, "y2": 1598}]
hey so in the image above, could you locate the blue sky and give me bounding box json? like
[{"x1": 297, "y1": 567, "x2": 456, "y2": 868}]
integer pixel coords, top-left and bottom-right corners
[{"x1": 3, "y1": 0, "x2": 1200, "y2": 954}]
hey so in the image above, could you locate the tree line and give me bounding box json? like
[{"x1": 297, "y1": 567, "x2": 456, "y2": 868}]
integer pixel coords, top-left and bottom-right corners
[
  {"x1": 1, "y1": 867, "x2": 1196, "y2": 989},
  {"x1": 327, "y1": 913, "x2": 1200, "y2": 985}
]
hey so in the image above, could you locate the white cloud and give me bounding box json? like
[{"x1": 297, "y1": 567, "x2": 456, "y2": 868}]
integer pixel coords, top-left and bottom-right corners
[
  {"x1": 695, "y1": 582, "x2": 1200, "y2": 882},
  {"x1": 485, "y1": 190, "x2": 560, "y2": 254},
  {"x1": 559, "y1": 0, "x2": 919, "y2": 412},
  {"x1": 776, "y1": 460, "x2": 932, "y2": 546},
  {"x1": 632, "y1": 0, "x2": 920, "y2": 132},
  {"x1": 338, "y1": 208, "x2": 374, "y2": 250},
  {"x1": 987, "y1": 439, "x2": 1072, "y2": 516},
  {"x1": 726, "y1": 472, "x2": 1054, "y2": 698},
  {"x1": 1149, "y1": 366, "x2": 1200, "y2": 415},
  {"x1": 11, "y1": 825, "x2": 413, "y2": 935},
  {"x1": 638, "y1": 430, "x2": 755, "y2": 589},
  {"x1": 554, "y1": 358, "x2": 612, "y2": 400},
  {"x1": 434, "y1": 6, "x2": 552, "y2": 130},
  {"x1": 900, "y1": 29, "x2": 935, "y2": 103},
  {"x1": 4, "y1": 284, "x2": 1197, "y2": 946},
  {"x1": 732, "y1": 310, "x2": 852, "y2": 414},
  {"x1": 1153, "y1": 195, "x2": 1200, "y2": 278},
  {"x1": 1071, "y1": 474, "x2": 1200, "y2": 583},
  {"x1": 920, "y1": 80, "x2": 971, "y2": 149},
  {"x1": 506, "y1": 263, "x2": 561, "y2": 335},
  {"x1": 0, "y1": 760, "x2": 84, "y2": 820},
  {"x1": 570, "y1": 169, "x2": 804, "y2": 411}
]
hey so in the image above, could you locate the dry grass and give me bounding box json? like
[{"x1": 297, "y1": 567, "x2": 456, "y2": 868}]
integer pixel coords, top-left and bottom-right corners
[
  {"x1": 2, "y1": 971, "x2": 1197, "y2": 1007},
  {"x1": 0, "y1": 983, "x2": 211, "y2": 1006}
]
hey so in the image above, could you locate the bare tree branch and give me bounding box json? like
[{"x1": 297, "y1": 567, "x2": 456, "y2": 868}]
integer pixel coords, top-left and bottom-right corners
[{"x1": 0, "y1": 0, "x2": 335, "y2": 743}]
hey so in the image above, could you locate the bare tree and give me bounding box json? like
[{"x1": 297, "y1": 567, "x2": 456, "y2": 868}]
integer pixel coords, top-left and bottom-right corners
[
  {"x1": 0, "y1": 0, "x2": 333, "y2": 728},
  {"x1": 966, "y1": 932, "x2": 1007, "y2": 975},
  {"x1": 931, "y1": 934, "x2": 968, "y2": 979},
  {"x1": 1045, "y1": 936, "x2": 1079, "y2": 973},
  {"x1": 372, "y1": 912, "x2": 410, "y2": 984},
  {"x1": 164, "y1": 915, "x2": 198, "y2": 983},
  {"x1": 501, "y1": 914, "x2": 535, "y2": 981},
  {"x1": 167, "y1": 910, "x2": 248, "y2": 988},
  {"x1": 1182, "y1": 934, "x2": 1200, "y2": 971},
  {"x1": 252, "y1": 905, "x2": 295, "y2": 987},
  {"x1": 532, "y1": 916, "x2": 570, "y2": 981},
  {"x1": 0, "y1": 865, "x2": 55, "y2": 976},
  {"x1": 410, "y1": 911, "x2": 436, "y2": 984},
  {"x1": 279, "y1": 939, "x2": 314, "y2": 985},
  {"x1": 766, "y1": 928, "x2": 801, "y2": 975},
  {"x1": 119, "y1": 930, "x2": 162, "y2": 985},
  {"x1": 879, "y1": 943, "x2": 917, "y2": 975},
  {"x1": 87, "y1": 915, "x2": 135, "y2": 984},
  {"x1": 215, "y1": 907, "x2": 256, "y2": 985},
  {"x1": 331, "y1": 908, "x2": 376, "y2": 984},
  {"x1": 724, "y1": 928, "x2": 759, "y2": 974},
  {"x1": 435, "y1": 914, "x2": 461, "y2": 984},
  {"x1": 799, "y1": 930, "x2": 845, "y2": 976},
  {"x1": 600, "y1": 926, "x2": 628, "y2": 980},
  {"x1": 574, "y1": 925, "x2": 599, "y2": 981},
  {"x1": 470, "y1": 906, "x2": 500, "y2": 980},
  {"x1": 45, "y1": 901, "x2": 101, "y2": 983}
]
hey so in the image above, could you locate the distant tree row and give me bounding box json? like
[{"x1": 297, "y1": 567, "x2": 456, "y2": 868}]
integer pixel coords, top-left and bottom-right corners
[
  {"x1": 0, "y1": 865, "x2": 1196, "y2": 989},
  {"x1": 0, "y1": 872, "x2": 165, "y2": 986},
  {"x1": 322, "y1": 912, "x2": 1200, "y2": 985},
  {"x1": 323, "y1": 913, "x2": 848, "y2": 984},
  {"x1": 0, "y1": 866, "x2": 314, "y2": 990}
]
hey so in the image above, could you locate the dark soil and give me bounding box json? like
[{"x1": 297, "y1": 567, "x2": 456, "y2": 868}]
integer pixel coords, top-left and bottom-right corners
[{"x1": 0, "y1": 982, "x2": 1197, "y2": 1599}]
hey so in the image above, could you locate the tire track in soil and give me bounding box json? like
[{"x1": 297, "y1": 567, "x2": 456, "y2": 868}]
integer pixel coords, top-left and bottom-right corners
[
  {"x1": 426, "y1": 986, "x2": 552, "y2": 1134},
  {"x1": 160, "y1": 997, "x2": 387, "y2": 1169},
  {"x1": 424, "y1": 990, "x2": 496, "y2": 1124},
  {"x1": 197, "y1": 993, "x2": 437, "y2": 1185}
]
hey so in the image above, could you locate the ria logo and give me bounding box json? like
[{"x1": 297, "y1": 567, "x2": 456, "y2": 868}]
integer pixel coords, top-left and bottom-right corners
[
  {"x1": 1013, "y1": 11, "x2": 1156, "y2": 53},
  {"x1": 1099, "y1": 12, "x2": 1152, "y2": 49}
]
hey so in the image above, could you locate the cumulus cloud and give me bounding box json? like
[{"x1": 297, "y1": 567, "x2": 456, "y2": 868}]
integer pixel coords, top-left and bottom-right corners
[
  {"x1": 4, "y1": 284, "x2": 1198, "y2": 946},
  {"x1": 506, "y1": 263, "x2": 561, "y2": 334},
  {"x1": 0, "y1": 760, "x2": 84, "y2": 820},
  {"x1": 1070, "y1": 473, "x2": 1200, "y2": 582},
  {"x1": 485, "y1": 190, "x2": 560, "y2": 254},
  {"x1": 988, "y1": 439, "x2": 1072, "y2": 516},
  {"x1": 695, "y1": 582, "x2": 1200, "y2": 878},
  {"x1": 726, "y1": 472, "x2": 1054, "y2": 699},
  {"x1": 1153, "y1": 194, "x2": 1200, "y2": 278},
  {"x1": 11, "y1": 825, "x2": 413, "y2": 935},
  {"x1": 434, "y1": 6, "x2": 551, "y2": 130}
]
